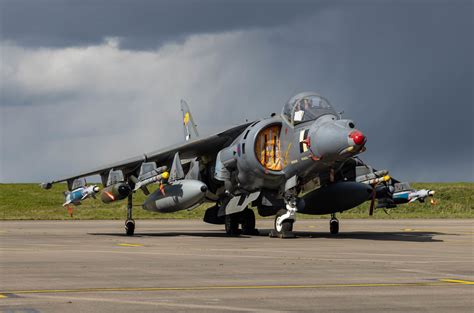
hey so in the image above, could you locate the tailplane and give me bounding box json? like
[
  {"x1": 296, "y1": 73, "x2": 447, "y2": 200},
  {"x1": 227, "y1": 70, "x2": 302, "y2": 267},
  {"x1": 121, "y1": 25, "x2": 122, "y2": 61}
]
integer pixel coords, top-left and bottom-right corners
[{"x1": 180, "y1": 99, "x2": 199, "y2": 141}]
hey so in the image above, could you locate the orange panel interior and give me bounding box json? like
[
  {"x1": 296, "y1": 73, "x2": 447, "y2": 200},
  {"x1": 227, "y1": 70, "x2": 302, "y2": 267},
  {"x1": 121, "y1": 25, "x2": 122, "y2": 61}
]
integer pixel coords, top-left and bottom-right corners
[{"x1": 255, "y1": 125, "x2": 282, "y2": 171}]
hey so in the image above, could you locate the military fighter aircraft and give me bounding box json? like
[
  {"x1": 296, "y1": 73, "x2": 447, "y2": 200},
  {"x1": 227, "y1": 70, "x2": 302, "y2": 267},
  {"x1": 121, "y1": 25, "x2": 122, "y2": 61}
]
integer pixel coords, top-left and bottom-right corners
[{"x1": 41, "y1": 92, "x2": 433, "y2": 238}]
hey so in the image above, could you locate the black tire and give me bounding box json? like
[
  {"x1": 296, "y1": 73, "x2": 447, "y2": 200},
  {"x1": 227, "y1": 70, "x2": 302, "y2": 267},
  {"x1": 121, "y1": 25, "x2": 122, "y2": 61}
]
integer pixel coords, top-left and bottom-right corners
[
  {"x1": 241, "y1": 208, "x2": 256, "y2": 230},
  {"x1": 330, "y1": 219, "x2": 339, "y2": 235},
  {"x1": 274, "y1": 209, "x2": 293, "y2": 234},
  {"x1": 225, "y1": 213, "x2": 241, "y2": 236},
  {"x1": 125, "y1": 219, "x2": 135, "y2": 236}
]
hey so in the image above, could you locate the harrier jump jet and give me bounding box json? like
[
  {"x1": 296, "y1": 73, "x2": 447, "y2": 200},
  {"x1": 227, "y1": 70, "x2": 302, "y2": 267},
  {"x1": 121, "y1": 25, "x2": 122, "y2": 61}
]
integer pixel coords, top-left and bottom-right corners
[{"x1": 41, "y1": 92, "x2": 431, "y2": 237}]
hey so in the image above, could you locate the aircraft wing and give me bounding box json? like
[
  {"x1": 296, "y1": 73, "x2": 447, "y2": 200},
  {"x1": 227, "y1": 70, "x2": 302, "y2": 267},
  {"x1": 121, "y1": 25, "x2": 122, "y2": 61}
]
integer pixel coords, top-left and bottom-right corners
[{"x1": 44, "y1": 122, "x2": 252, "y2": 188}]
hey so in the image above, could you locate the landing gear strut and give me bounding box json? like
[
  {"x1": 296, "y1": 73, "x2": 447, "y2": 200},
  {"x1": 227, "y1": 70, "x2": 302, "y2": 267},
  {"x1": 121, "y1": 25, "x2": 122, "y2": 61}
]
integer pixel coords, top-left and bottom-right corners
[
  {"x1": 330, "y1": 213, "x2": 339, "y2": 235},
  {"x1": 224, "y1": 208, "x2": 258, "y2": 236},
  {"x1": 125, "y1": 194, "x2": 135, "y2": 236},
  {"x1": 241, "y1": 208, "x2": 258, "y2": 235},
  {"x1": 270, "y1": 197, "x2": 297, "y2": 239},
  {"x1": 225, "y1": 212, "x2": 241, "y2": 236}
]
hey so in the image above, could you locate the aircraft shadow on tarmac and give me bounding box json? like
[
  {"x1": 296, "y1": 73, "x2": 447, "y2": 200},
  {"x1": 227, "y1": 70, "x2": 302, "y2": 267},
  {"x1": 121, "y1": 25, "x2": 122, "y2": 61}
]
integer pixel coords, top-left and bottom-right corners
[{"x1": 89, "y1": 229, "x2": 445, "y2": 242}]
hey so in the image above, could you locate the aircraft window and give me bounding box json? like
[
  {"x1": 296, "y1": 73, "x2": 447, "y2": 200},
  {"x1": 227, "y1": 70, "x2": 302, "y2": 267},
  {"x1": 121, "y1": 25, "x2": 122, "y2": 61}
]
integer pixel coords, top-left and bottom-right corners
[{"x1": 282, "y1": 93, "x2": 334, "y2": 125}]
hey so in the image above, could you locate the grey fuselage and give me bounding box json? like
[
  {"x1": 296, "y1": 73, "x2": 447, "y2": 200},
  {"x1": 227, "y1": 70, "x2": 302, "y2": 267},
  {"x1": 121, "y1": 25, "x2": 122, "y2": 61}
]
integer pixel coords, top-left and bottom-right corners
[{"x1": 213, "y1": 94, "x2": 365, "y2": 199}]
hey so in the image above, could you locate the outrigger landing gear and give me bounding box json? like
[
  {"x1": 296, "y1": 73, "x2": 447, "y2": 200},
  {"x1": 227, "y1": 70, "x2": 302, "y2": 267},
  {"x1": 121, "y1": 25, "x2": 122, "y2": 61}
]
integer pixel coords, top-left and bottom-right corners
[
  {"x1": 125, "y1": 194, "x2": 135, "y2": 236},
  {"x1": 270, "y1": 198, "x2": 297, "y2": 239},
  {"x1": 330, "y1": 213, "x2": 339, "y2": 235}
]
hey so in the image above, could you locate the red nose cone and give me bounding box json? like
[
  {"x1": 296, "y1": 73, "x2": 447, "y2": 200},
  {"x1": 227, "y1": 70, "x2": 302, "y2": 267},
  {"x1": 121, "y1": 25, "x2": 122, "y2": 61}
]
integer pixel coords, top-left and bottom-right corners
[{"x1": 349, "y1": 130, "x2": 366, "y2": 145}]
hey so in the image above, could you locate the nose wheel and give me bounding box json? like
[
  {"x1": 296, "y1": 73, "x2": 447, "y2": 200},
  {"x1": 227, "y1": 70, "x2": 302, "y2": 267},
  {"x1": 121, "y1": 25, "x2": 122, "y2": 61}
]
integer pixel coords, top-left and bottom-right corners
[
  {"x1": 330, "y1": 214, "x2": 339, "y2": 235},
  {"x1": 270, "y1": 199, "x2": 297, "y2": 239}
]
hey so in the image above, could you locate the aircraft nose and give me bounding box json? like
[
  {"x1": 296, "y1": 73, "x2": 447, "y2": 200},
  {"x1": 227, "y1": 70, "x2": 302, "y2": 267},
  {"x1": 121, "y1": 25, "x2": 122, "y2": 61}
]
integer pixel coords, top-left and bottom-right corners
[
  {"x1": 349, "y1": 130, "x2": 366, "y2": 146},
  {"x1": 309, "y1": 120, "x2": 366, "y2": 159}
]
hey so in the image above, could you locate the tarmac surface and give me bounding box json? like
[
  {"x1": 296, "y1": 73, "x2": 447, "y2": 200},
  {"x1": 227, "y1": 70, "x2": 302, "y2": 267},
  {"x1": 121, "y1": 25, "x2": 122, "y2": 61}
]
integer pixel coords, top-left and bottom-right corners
[{"x1": 0, "y1": 219, "x2": 473, "y2": 313}]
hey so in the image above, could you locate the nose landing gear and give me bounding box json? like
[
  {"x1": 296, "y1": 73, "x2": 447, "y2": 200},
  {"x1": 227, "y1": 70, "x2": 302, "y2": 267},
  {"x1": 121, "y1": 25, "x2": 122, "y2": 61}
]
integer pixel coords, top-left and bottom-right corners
[{"x1": 270, "y1": 197, "x2": 298, "y2": 239}]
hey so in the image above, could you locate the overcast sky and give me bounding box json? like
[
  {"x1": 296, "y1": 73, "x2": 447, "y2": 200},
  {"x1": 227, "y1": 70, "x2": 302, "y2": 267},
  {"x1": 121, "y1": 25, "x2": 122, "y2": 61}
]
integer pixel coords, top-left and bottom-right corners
[{"x1": 0, "y1": 0, "x2": 472, "y2": 182}]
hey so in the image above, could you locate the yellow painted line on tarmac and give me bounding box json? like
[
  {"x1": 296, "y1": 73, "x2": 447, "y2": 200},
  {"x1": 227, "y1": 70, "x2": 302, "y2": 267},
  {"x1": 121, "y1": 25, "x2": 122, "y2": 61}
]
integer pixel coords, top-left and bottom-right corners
[
  {"x1": 402, "y1": 228, "x2": 428, "y2": 232},
  {"x1": 0, "y1": 294, "x2": 7, "y2": 299},
  {"x1": 440, "y1": 279, "x2": 474, "y2": 285},
  {"x1": 1, "y1": 280, "x2": 465, "y2": 296},
  {"x1": 117, "y1": 243, "x2": 144, "y2": 247}
]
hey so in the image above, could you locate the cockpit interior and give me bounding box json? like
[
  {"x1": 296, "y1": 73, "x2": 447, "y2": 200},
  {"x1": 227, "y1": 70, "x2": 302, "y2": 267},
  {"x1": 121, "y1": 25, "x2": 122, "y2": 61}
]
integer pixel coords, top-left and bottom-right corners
[{"x1": 282, "y1": 92, "x2": 337, "y2": 125}]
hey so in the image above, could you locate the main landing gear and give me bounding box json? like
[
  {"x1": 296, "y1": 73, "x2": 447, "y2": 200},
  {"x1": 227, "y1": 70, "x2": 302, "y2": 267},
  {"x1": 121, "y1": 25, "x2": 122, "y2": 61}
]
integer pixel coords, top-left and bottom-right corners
[
  {"x1": 330, "y1": 213, "x2": 339, "y2": 235},
  {"x1": 270, "y1": 198, "x2": 297, "y2": 239},
  {"x1": 125, "y1": 194, "x2": 135, "y2": 236},
  {"x1": 225, "y1": 208, "x2": 258, "y2": 236}
]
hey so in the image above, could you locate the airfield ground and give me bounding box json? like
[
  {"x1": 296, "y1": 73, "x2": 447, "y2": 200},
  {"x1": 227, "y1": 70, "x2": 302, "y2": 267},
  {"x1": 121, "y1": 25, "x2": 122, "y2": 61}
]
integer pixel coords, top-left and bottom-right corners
[{"x1": 0, "y1": 219, "x2": 473, "y2": 312}]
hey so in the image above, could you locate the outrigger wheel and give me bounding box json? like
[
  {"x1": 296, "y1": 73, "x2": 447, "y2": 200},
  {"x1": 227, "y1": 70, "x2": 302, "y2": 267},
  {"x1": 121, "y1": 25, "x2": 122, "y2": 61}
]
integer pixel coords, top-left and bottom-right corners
[
  {"x1": 125, "y1": 219, "x2": 135, "y2": 236},
  {"x1": 125, "y1": 192, "x2": 135, "y2": 236},
  {"x1": 330, "y1": 214, "x2": 339, "y2": 235}
]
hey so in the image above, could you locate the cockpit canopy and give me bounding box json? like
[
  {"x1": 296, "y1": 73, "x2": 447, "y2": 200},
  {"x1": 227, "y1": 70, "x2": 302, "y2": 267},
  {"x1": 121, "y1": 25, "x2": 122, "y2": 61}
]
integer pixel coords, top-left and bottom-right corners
[{"x1": 282, "y1": 92, "x2": 337, "y2": 125}]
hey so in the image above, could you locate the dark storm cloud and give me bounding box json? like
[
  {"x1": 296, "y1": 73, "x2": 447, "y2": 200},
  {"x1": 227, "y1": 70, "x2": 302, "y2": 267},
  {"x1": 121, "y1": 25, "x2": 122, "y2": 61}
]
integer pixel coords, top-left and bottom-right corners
[
  {"x1": 0, "y1": 0, "x2": 325, "y2": 50},
  {"x1": 0, "y1": 0, "x2": 472, "y2": 182}
]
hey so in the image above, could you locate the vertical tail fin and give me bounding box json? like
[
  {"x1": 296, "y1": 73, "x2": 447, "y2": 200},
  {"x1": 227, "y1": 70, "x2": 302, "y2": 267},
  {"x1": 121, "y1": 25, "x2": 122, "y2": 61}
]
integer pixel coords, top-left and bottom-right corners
[{"x1": 180, "y1": 100, "x2": 199, "y2": 141}]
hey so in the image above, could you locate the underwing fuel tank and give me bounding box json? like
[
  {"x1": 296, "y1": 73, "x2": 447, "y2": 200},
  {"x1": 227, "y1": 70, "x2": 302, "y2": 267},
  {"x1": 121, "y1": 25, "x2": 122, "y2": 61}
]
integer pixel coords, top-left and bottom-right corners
[
  {"x1": 299, "y1": 182, "x2": 373, "y2": 215},
  {"x1": 101, "y1": 182, "x2": 131, "y2": 203},
  {"x1": 142, "y1": 179, "x2": 208, "y2": 213}
]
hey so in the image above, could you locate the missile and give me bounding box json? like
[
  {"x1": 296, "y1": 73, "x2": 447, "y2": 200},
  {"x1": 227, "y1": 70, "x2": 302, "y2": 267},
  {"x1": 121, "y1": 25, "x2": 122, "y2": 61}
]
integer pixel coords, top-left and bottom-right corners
[
  {"x1": 407, "y1": 189, "x2": 435, "y2": 203},
  {"x1": 393, "y1": 189, "x2": 435, "y2": 204},
  {"x1": 63, "y1": 185, "x2": 99, "y2": 206},
  {"x1": 356, "y1": 170, "x2": 389, "y2": 183},
  {"x1": 133, "y1": 171, "x2": 169, "y2": 192},
  {"x1": 360, "y1": 175, "x2": 391, "y2": 185}
]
